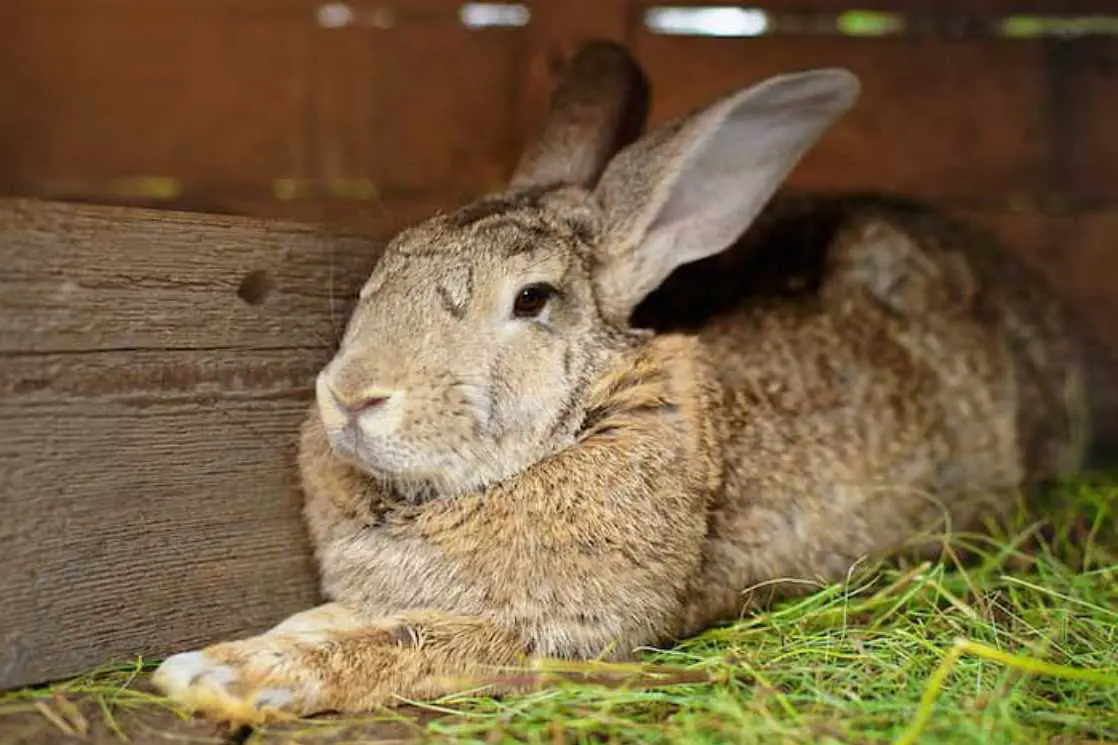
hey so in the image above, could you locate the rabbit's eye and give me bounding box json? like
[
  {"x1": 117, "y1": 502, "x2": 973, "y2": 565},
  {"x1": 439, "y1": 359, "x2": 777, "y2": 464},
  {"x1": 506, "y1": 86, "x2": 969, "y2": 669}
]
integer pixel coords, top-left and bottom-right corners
[{"x1": 512, "y1": 283, "x2": 557, "y2": 319}]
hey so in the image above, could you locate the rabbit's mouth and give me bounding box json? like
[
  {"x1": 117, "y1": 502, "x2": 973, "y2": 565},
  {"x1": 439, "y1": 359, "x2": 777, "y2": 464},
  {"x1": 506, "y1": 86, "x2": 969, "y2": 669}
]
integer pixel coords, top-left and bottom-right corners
[
  {"x1": 327, "y1": 414, "x2": 564, "y2": 503},
  {"x1": 336, "y1": 426, "x2": 418, "y2": 477},
  {"x1": 327, "y1": 423, "x2": 484, "y2": 499}
]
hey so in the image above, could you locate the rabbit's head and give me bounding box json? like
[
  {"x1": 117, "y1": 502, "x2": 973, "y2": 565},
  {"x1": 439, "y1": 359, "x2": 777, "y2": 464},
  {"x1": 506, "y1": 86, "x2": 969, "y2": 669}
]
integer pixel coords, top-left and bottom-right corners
[{"x1": 315, "y1": 42, "x2": 860, "y2": 500}]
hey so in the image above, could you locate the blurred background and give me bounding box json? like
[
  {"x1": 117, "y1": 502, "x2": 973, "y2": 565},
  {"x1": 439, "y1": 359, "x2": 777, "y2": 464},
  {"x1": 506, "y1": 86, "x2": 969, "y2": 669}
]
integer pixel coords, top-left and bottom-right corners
[{"x1": 0, "y1": 0, "x2": 1115, "y2": 349}]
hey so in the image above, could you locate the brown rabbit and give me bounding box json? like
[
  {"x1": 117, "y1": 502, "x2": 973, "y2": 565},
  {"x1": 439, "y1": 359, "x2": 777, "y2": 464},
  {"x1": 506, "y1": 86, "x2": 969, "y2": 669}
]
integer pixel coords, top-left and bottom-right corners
[{"x1": 151, "y1": 41, "x2": 1097, "y2": 722}]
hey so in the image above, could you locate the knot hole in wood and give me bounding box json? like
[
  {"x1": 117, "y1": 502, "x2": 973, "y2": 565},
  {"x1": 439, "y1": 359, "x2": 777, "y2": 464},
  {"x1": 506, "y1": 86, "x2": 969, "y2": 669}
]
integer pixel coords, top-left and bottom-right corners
[{"x1": 237, "y1": 269, "x2": 273, "y2": 305}]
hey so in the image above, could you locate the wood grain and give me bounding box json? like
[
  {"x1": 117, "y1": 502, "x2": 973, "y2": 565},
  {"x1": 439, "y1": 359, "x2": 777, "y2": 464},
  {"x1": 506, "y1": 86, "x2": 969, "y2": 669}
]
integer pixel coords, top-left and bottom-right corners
[
  {"x1": 0, "y1": 200, "x2": 381, "y2": 354},
  {"x1": 0, "y1": 199, "x2": 384, "y2": 689}
]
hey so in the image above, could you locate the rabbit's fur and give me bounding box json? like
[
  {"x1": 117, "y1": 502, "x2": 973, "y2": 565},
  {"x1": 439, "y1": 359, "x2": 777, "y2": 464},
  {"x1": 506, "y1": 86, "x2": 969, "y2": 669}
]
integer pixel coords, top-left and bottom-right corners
[{"x1": 152, "y1": 42, "x2": 1098, "y2": 722}]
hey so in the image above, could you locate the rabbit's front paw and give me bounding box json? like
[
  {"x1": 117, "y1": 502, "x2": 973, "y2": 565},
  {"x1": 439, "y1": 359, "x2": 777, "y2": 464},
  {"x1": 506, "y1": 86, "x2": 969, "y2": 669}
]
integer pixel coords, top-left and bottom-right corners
[{"x1": 152, "y1": 641, "x2": 322, "y2": 724}]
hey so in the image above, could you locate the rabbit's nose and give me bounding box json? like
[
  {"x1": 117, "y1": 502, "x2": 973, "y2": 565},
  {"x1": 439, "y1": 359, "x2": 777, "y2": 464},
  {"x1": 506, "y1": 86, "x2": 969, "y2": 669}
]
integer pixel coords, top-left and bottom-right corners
[
  {"x1": 347, "y1": 389, "x2": 393, "y2": 413},
  {"x1": 316, "y1": 374, "x2": 398, "y2": 427},
  {"x1": 331, "y1": 385, "x2": 396, "y2": 416}
]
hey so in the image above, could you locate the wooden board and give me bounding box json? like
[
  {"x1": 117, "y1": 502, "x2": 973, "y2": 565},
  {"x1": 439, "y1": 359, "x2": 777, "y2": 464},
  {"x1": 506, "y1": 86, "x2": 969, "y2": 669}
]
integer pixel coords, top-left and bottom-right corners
[
  {"x1": 0, "y1": 1, "x2": 315, "y2": 192},
  {"x1": 4, "y1": 0, "x2": 1115, "y2": 215},
  {"x1": 632, "y1": 34, "x2": 1049, "y2": 203},
  {"x1": 1056, "y1": 38, "x2": 1118, "y2": 200},
  {"x1": 0, "y1": 199, "x2": 383, "y2": 690},
  {"x1": 215, "y1": 195, "x2": 458, "y2": 237},
  {"x1": 516, "y1": 0, "x2": 635, "y2": 149},
  {"x1": 338, "y1": 23, "x2": 527, "y2": 199},
  {"x1": 631, "y1": 0, "x2": 1118, "y2": 12},
  {"x1": 0, "y1": 0, "x2": 531, "y2": 209}
]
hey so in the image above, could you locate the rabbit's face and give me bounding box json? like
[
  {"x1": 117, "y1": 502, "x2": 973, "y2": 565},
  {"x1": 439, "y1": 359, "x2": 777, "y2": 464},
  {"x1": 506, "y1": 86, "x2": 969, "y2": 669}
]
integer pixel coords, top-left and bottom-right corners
[
  {"x1": 313, "y1": 57, "x2": 860, "y2": 501},
  {"x1": 315, "y1": 186, "x2": 635, "y2": 500}
]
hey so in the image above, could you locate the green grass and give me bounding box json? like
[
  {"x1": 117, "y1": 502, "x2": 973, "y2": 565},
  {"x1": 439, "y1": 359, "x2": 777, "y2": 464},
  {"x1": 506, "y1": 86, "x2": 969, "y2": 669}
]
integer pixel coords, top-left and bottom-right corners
[{"x1": 3, "y1": 478, "x2": 1116, "y2": 744}]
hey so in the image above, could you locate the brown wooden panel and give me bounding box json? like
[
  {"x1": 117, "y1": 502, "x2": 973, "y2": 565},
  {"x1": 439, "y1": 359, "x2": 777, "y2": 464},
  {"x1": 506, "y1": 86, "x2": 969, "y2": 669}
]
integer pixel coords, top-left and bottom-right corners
[
  {"x1": 633, "y1": 35, "x2": 1046, "y2": 201},
  {"x1": 0, "y1": 198, "x2": 388, "y2": 689},
  {"x1": 633, "y1": 0, "x2": 1118, "y2": 13},
  {"x1": 1, "y1": 348, "x2": 322, "y2": 689},
  {"x1": 220, "y1": 194, "x2": 459, "y2": 235},
  {"x1": 314, "y1": 194, "x2": 462, "y2": 234},
  {"x1": 34, "y1": 192, "x2": 458, "y2": 238},
  {"x1": 517, "y1": 0, "x2": 635, "y2": 147},
  {"x1": 1058, "y1": 38, "x2": 1118, "y2": 200},
  {"x1": 315, "y1": 21, "x2": 528, "y2": 199},
  {"x1": 2, "y1": 0, "x2": 316, "y2": 8},
  {"x1": 0, "y1": 1, "x2": 314, "y2": 189},
  {"x1": 0, "y1": 200, "x2": 381, "y2": 354}
]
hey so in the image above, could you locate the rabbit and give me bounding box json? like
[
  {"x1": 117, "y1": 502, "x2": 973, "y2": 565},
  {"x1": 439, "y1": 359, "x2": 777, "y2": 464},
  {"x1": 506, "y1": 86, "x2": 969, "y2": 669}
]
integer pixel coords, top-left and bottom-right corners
[{"x1": 151, "y1": 40, "x2": 1099, "y2": 723}]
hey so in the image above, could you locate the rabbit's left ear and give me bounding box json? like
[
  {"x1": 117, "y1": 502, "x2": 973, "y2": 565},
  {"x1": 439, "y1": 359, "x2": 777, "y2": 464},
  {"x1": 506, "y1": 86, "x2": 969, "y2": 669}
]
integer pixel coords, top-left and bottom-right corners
[
  {"x1": 510, "y1": 41, "x2": 649, "y2": 190},
  {"x1": 592, "y1": 69, "x2": 860, "y2": 322}
]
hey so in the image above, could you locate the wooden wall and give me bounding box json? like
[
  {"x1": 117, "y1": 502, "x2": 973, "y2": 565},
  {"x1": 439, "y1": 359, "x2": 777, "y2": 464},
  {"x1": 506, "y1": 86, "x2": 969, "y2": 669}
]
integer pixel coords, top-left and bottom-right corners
[
  {"x1": 0, "y1": 199, "x2": 381, "y2": 689},
  {"x1": 0, "y1": 0, "x2": 1115, "y2": 347}
]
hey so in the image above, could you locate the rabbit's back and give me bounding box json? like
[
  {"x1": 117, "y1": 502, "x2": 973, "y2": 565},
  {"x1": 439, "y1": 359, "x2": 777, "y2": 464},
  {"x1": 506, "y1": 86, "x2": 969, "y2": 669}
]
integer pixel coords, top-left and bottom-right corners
[
  {"x1": 680, "y1": 293, "x2": 1021, "y2": 625},
  {"x1": 655, "y1": 196, "x2": 1093, "y2": 631},
  {"x1": 638, "y1": 193, "x2": 1091, "y2": 487}
]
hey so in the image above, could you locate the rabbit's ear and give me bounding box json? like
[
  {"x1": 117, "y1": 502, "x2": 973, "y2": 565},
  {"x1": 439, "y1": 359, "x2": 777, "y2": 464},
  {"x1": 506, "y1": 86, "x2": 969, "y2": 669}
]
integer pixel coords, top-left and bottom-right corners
[
  {"x1": 592, "y1": 68, "x2": 860, "y2": 321},
  {"x1": 509, "y1": 41, "x2": 650, "y2": 190}
]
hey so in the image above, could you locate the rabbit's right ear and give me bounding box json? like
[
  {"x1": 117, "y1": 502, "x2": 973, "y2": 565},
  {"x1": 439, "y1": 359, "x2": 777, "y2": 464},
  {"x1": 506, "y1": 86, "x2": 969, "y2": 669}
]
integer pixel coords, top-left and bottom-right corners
[
  {"x1": 592, "y1": 69, "x2": 860, "y2": 322},
  {"x1": 509, "y1": 41, "x2": 650, "y2": 190}
]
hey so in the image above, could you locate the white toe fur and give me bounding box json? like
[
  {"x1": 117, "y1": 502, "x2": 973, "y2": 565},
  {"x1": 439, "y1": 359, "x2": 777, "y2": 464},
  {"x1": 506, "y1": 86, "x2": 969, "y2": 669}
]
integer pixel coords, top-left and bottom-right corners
[
  {"x1": 151, "y1": 646, "x2": 319, "y2": 721},
  {"x1": 252, "y1": 687, "x2": 295, "y2": 710},
  {"x1": 152, "y1": 651, "x2": 232, "y2": 694}
]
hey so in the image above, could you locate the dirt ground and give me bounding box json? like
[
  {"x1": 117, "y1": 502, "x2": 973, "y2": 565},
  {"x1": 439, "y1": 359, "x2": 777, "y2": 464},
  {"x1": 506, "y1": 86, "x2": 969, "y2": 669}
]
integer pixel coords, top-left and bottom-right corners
[
  {"x1": 0, "y1": 678, "x2": 438, "y2": 745},
  {"x1": 0, "y1": 711, "x2": 436, "y2": 745}
]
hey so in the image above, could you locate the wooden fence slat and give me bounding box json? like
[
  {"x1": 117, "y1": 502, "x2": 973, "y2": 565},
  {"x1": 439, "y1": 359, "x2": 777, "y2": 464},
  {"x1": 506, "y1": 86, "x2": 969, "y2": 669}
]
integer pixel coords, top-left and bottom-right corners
[
  {"x1": 631, "y1": 0, "x2": 1118, "y2": 14},
  {"x1": 208, "y1": 196, "x2": 461, "y2": 240},
  {"x1": 633, "y1": 35, "x2": 1048, "y2": 202},
  {"x1": 0, "y1": 199, "x2": 384, "y2": 689},
  {"x1": 351, "y1": 25, "x2": 529, "y2": 199},
  {"x1": 517, "y1": 0, "x2": 635, "y2": 153},
  {"x1": 0, "y1": 201, "x2": 380, "y2": 354},
  {"x1": 1058, "y1": 38, "x2": 1118, "y2": 200},
  {"x1": 0, "y1": 2, "x2": 315, "y2": 190},
  {"x1": 1, "y1": 0, "x2": 317, "y2": 9}
]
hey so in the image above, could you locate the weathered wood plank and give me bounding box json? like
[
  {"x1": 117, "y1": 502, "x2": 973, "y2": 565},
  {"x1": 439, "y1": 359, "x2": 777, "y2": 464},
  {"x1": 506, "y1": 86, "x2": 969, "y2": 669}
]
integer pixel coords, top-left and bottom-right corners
[
  {"x1": 217, "y1": 195, "x2": 456, "y2": 237},
  {"x1": 0, "y1": 199, "x2": 380, "y2": 354},
  {"x1": 0, "y1": 199, "x2": 384, "y2": 689}
]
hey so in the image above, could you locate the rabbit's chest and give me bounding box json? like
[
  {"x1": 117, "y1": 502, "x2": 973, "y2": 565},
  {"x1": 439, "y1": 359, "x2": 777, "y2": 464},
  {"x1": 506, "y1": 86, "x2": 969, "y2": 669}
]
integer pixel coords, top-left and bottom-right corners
[
  {"x1": 313, "y1": 508, "x2": 648, "y2": 629},
  {"x1": 314, "y1": 524, "x2": 490, "y2": 615}
]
